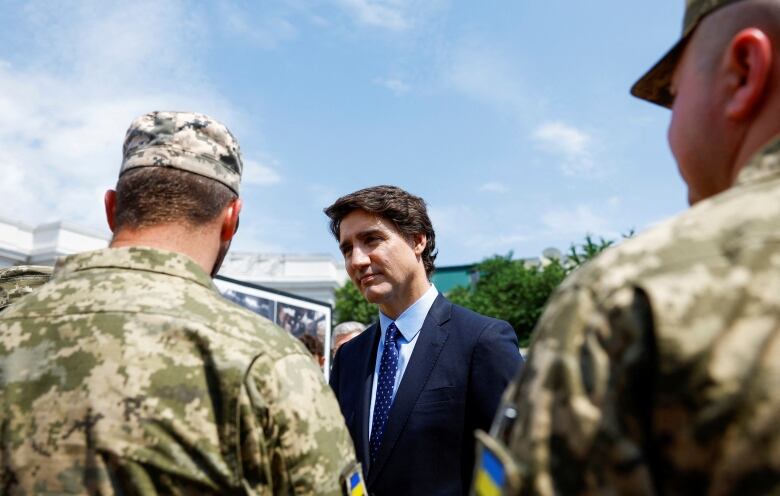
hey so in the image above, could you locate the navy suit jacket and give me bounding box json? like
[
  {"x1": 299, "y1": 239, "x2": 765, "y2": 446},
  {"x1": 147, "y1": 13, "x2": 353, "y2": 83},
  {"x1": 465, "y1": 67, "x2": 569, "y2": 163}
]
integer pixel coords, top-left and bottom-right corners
[{"x1": 329, "y1": 295, "x2": 523, "y2": 496}]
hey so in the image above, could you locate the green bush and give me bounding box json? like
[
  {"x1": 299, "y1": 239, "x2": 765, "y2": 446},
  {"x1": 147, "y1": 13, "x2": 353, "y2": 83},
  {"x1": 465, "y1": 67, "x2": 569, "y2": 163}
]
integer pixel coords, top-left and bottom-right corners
[
  {"x1": 334, "y1": 280, "x2": 377, "y2": 325},
  {"x1": 448, "y1": 255, "x2": 566, "y2": 347},
  {"x1": 449, "y1": 235, "x2": 621, "y2": 346}
]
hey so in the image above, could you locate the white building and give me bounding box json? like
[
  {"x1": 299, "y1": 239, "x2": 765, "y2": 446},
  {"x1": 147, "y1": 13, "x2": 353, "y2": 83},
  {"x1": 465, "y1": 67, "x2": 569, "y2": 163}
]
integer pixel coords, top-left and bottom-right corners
[
  {"x1": 0, "y1": 216, "x2": 109, "y2": 267},
  {"x1": 0, "y1": 216, "x2": 346, "y2": 305},
  {"x1": 219, "y1": 252, "x2": 347, "y2": 306}
]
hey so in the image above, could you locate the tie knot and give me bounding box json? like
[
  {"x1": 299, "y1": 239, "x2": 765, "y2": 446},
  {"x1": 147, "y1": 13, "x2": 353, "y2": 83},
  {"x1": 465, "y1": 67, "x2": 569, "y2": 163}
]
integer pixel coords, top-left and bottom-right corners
[{"x1": 386, "y1": 323, "x2": 400, "y2": 343}]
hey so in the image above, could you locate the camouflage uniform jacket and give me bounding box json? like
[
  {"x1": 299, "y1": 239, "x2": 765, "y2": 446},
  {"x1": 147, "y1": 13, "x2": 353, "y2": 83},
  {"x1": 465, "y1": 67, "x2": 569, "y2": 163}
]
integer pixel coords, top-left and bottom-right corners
[
  {"x1": 0, "y1": 247, "x2": 356, "y2": 495},
  {"x1": 0, "y1": 266, "x2": 52, "y2": 312},
  {"x1": 498, "y1": 135, "x2": 780, "y2": 495}
]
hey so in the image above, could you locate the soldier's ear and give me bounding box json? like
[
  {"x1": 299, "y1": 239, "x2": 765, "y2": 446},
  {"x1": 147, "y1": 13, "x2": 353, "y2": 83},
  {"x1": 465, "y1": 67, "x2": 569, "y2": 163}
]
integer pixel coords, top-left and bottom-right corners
[
  {"x1": 724, "y1": 27, "x2": 772, "y2": 120},
  {"x1": 104, "y1": 190, "x2": 117, "y2": 233},
  {"x1": 221, "y1": 197, "x2": 243, "y2": 242}
]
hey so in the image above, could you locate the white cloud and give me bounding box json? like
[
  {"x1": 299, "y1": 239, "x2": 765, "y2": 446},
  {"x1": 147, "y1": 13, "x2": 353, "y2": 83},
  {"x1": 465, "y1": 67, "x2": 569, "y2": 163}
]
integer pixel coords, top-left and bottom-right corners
[
  {"x1": 446, "y1": 43, "x2": 528, "y2": 113},
  {"x1": 337, "y1": 0, "x2": 410, "y2": 31},
  {"x1": 334, "y1": 0, "x2": 448, "y2": 32},
  {"x1": 541, "y1": 205, "x2": 618, "y2": 239},
  {"x1": 532, "y1": 121, "x2": 595, "y2": 175},
  {"x1": 479, "y1": 182, "x2": 508, "y2": 194},
  {"x1": 217, "y1": 2, "x2": 298, "y2": 48},
  {"x1": 0, "y1": 1, "x2": 279, "y2": 230},
  {"x1": 374, "y1": 77, "x2": 411, "y2": 95},
  {"x1": 444, "y1": 42, "x2": 610, "y2": 179},
  {"x1": 429, "y1": 204, "x2": 530, "y2": 256},
  {"x1": 243, "y1": 159, "x2": 283, "y2": 186}
]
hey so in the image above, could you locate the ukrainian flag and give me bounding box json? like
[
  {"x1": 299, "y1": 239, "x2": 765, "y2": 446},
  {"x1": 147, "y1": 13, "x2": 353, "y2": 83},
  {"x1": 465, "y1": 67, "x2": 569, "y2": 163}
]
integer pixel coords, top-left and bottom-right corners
[
  {"x1": 474, "y1": 448, "x2": 505, "y2": 496},
  {"x1": 348, "y1": 472, "x2": 366, "y2": 496}
]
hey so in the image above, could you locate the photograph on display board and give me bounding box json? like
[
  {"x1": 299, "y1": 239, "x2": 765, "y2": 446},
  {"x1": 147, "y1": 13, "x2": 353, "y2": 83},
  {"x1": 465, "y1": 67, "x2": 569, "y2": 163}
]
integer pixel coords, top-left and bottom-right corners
[
  {"x1": 276, "y1": 302, "x2": 327, "y2": 340},
  {"x1": 221, "y1": 289, "x2": 274, "y2": 322},
  {"x1": 213, "y1": 276, "x2": 334, "y2": 379}
]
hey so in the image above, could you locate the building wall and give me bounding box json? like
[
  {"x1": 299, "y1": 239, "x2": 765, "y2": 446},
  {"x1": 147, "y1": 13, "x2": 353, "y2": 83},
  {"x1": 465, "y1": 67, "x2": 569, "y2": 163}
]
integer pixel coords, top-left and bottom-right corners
[
  {"x1": 0, "y1": 216, "x2": 109, "y2": 267},
  {"x1": 218, "y1": 252, "x2": 348, "y2": 305},
  {"x1": 0, "y1": 217, "x2": 347, "y2": 305}
]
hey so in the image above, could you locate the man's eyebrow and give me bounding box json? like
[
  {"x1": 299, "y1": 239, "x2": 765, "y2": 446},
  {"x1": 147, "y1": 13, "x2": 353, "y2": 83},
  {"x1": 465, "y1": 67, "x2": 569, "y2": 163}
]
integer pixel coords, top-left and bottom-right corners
[
  {"x1": 357, "y1": 228, "x2": 384, "y2": 239},
  {"x1": 338, "y1": 228, "x2": 385, "y2": 253}
]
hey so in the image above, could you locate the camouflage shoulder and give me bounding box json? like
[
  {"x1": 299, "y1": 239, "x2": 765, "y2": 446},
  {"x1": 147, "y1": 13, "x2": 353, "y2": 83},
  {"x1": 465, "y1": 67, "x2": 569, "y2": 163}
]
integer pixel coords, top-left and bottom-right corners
[
  {"x1": 0, "y1": 265, "x2": 53, "y2": 312},
  {"x1": 244, "y1": 350, "x2": 356, "y2": 495}
]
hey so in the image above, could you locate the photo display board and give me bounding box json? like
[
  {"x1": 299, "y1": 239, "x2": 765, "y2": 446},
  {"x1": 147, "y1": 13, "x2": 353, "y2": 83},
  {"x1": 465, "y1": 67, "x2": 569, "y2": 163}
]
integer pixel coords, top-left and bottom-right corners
[{"x1": 214, "y1": 275, "x2": 333, "y2": 380}]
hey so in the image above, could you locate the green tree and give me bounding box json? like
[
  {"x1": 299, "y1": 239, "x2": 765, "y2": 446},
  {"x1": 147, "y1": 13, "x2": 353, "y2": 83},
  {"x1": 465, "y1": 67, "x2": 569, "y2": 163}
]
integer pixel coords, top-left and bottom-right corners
[
  {"x1": 566, "y1": 234, "x2": 614, "y2": 270},
  {"x1": 333, "y1": 280, "x2": 377, "y2": 325},
  {"x1": 448, "y1": 254, "x2": 567, "y2": 347},
  {"x1": 449, "y1": 234, "x2": 624, "y2": 346}
]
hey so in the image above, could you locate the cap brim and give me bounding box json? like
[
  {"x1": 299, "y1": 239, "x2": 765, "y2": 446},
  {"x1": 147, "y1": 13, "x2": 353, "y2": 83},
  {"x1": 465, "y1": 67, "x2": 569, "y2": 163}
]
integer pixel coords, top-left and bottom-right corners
[{"x1": 630, "y1": 36, "x2": 688, "y2": 109}]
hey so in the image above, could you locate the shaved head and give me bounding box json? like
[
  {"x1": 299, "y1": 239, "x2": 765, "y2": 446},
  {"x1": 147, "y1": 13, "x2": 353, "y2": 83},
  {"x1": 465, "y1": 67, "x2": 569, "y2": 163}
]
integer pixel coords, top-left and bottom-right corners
[
  {"x1": 693, "y1": 0, "x2": 780, "y2": 74},
  {"x1": 667, "y1": 0, "x2": 780, "y2": 203}
]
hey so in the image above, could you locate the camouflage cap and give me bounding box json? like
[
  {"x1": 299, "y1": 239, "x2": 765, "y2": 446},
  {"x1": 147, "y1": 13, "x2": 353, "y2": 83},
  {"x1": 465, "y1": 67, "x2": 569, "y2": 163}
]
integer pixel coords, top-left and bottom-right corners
[
  {"x1": 0, "y1": 265, "x2": 52, "y2": 312},
  {"x1": 631, "y1": 0, "x2": 744, "y2": 107},
  {"x1": 120, "y1": 111, "x2": 243, "y2": 194}
]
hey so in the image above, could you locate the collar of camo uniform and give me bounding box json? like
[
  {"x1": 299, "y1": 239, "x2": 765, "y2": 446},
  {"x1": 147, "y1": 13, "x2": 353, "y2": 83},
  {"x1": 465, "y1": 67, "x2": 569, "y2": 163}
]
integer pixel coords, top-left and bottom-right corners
[
  {"x1": 733, "y1": 133, "x2": 780, "y2": 188},
  {"x1": 53, "y1": 246, "x2": 216, "y2": 291}
]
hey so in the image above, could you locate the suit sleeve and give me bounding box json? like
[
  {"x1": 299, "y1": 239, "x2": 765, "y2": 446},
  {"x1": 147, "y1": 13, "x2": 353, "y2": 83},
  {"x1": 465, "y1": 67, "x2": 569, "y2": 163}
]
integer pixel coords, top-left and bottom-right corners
[
  {"x1": 501, "y1": 284, "x2": 657, "y2": 495},
  {"x1": 468, "y1": 319, "x2": 523, "y2": 432},
  {"x1": 242, "y1": 352, "x2": 357, "y2": 496}
]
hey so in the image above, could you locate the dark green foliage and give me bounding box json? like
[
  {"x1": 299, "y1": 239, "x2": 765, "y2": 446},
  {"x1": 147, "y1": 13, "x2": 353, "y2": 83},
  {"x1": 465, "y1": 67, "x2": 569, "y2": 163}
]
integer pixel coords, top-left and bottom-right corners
[
  {"x1": 449, "y1": 234, "x2": 624, "y2": 346},
  {"x1": 334, "y1": 280, "x2": 378, "y2": 325},
  {"x1": 566, "y1": 234, "x2": 614, "y2": 270},
  {"x1": 448, "y1": 254, "x2": 566, "y2": 347}
]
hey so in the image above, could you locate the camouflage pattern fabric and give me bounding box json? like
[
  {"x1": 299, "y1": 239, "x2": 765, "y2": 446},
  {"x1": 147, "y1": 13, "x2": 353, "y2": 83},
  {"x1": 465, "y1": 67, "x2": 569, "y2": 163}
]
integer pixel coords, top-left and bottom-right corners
[
  {"x1": 121, "y1": 111, "x2": 243, "y2": 194},
  {"x1": 0, "y1": 266, "x2": 52, "y2": 312},
  {"x1": 0, "y1": 246, "x2": 356, "y2": 495},
  {"x1": 488, "y1": 135, "x2": 780, "y2": 495}
]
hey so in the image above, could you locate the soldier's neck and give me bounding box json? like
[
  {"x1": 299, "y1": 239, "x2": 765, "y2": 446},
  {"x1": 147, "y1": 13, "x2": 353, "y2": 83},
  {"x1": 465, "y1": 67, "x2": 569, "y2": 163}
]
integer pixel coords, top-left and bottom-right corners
[{"x1": 110, "y1": 223, "x2": 220, "y2": 276}]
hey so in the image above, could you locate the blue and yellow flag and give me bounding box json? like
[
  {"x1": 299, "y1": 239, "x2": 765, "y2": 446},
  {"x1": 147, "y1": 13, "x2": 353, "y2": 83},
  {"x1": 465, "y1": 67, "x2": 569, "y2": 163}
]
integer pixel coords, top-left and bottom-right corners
[
  {"x1": 474, "y1": 447, "x2": 506, "y2": 496},
  {"x1": 348, "y1": 471, "x2": 365, "y2": 496}
]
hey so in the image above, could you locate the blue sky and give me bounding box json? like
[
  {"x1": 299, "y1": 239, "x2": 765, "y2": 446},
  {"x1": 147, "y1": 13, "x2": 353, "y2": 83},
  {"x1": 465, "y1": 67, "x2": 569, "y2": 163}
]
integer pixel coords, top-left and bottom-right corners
[{"x1": 0, "y1": 0, "x2": 686, "y2": 265}]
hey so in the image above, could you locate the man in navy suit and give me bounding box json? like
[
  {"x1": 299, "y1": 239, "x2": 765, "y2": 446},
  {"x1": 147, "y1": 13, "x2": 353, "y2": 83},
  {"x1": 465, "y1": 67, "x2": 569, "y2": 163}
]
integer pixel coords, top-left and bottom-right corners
[{"x1": 325, "y1": 185, "x2": 523, "y2": 495}]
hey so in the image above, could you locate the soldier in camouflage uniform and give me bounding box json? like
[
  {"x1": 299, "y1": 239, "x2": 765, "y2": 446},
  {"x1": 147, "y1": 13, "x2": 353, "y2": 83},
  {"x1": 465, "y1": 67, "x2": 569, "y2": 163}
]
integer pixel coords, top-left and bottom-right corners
[
  {"x1": 0, "y1": 111, "x2": 358, "y2": 494},
  {"x1": 0, "y1": 265, "x2": 52, "y2": 312},
  {"x1": 472, "y1": 1, "x2": 780, "y2": 495}
]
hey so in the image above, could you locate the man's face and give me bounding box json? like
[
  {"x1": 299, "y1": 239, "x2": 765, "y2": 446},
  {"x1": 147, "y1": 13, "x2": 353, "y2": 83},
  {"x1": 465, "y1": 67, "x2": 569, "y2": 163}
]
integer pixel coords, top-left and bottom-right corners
[
  {"x1": 338, "y1": 209, "x2": 426, "y2": 315},
  {"x1": 667, "y1": 30, "x2": 729, "y2": 204}
]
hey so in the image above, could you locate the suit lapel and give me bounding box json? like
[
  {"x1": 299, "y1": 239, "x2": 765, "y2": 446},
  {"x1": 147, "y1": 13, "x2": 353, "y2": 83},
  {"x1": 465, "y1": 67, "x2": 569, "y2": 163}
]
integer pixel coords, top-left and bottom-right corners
[
  {"x1": 358, "y1": 322, "x2": 381, "y2": 469},
  {"x1": 367, "y1": 295, "x2": 452, "y2": 485}
]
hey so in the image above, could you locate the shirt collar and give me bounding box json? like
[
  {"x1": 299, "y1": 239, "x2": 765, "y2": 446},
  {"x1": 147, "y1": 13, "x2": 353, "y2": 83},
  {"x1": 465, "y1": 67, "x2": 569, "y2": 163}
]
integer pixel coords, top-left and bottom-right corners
[
  {"x1": 379, "y1": 284, "x2": 439, "y2": 342},
  {"x1": 53, "y1": 246, "x2": 216, "y2": 290},
  {"x1": 735, "y1": 134, "x2": 780, "y2": 187}
]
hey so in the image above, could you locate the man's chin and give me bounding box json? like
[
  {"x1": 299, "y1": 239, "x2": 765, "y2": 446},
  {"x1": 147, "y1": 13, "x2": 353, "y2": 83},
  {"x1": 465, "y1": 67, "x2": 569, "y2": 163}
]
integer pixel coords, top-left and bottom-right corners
[{"x1": 361, "y1": 286, "x2": 387, "y2": 305}]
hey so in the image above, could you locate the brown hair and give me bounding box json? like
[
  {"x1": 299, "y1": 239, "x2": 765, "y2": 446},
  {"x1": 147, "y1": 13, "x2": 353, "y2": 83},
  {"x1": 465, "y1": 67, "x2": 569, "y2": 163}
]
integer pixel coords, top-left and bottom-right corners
[
  {"x1": 114, "y1": 167, "x2": 236, "y2": 231},
  {"x1": 324, "y1": 185, "x2": 437, "y2": 277},
  {"x1": 299, "y1": 334, "x2": 324, "y2": 357}
]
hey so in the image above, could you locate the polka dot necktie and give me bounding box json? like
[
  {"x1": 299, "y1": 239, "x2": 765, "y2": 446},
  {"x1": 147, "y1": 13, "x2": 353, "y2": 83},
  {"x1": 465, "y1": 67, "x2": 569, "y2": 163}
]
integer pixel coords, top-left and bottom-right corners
[{"x1": 369, "y1": 322, "x2": 401, "y2": 465}]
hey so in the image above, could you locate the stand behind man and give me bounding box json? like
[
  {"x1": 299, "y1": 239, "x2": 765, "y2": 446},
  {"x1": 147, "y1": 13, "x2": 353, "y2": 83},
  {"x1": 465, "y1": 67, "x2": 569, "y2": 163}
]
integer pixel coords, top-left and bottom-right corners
[
  {"x1": 0, "y1": 111, "x2": 357, "y2": 494},
  {"x1": 326, "y1": 185, "x2": 522, "y2": 496}
]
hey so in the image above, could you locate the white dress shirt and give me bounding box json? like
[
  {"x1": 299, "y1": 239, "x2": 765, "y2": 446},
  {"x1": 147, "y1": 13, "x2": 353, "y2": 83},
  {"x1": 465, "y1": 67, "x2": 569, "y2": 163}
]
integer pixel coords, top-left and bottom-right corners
[{"x1": 368, "y1": 284, "x2": 439, "y2": 436}]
